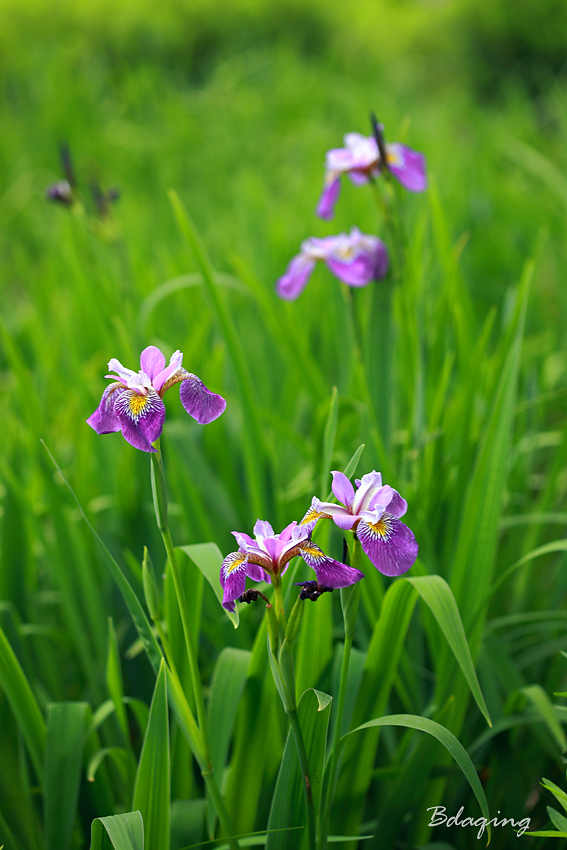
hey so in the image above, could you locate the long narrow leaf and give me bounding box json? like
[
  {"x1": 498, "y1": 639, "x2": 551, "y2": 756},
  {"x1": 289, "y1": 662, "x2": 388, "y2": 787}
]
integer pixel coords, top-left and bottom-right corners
[
  {"x1": 90, "y1": 812, "x2": 144, "y2": 850},
  {"x1": 44, "y1": 702, "x2": 88, "y2": 850}
]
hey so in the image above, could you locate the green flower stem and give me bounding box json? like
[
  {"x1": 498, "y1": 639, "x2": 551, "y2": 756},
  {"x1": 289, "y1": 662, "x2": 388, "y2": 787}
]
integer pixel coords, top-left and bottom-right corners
[
  {"x1": 287, "y1": 706, "x2": 317, "y2": 850},
  {"x1": 318, "y1": 538, "x2": 361, "y2": 850},
  {"x1": 151, "y1": 442, "x2": 240, "y2": 850},
  {"x1": 272, "y1": 578, "x2": 287, "y2": 639}
]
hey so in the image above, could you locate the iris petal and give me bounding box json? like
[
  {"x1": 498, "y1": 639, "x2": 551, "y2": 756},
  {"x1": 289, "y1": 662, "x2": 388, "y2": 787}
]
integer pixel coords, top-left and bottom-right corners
[
  {"x1": 357, "y1": 515, "x2": 418, "y2": 577},
  {"x1": 113, "y1": 388, "x2": 166, "y2": 453}
]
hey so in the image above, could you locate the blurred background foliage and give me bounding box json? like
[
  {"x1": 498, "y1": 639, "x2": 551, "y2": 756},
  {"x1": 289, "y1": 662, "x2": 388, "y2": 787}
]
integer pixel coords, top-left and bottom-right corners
[{"x1": 2, "y1": 0, "x2": 567, "y2": 847}]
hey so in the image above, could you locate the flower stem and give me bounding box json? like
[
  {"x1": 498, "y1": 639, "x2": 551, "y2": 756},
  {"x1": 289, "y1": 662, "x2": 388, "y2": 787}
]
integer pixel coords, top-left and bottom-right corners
[
  {"x1": 287, "y1": 706, "x2": 317, "y2": 850},
  {"x1": 272, "y1": 578, "x2": 287, "y2": 639},
  {"x1": 318, "y1": 538, "x2": 361, "y2": 849}
]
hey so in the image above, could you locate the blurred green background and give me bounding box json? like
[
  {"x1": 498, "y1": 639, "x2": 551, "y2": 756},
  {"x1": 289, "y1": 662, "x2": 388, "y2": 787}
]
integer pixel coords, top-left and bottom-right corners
[{"x1": 2, "y1": 0, "x2": 567, "y2": 847}]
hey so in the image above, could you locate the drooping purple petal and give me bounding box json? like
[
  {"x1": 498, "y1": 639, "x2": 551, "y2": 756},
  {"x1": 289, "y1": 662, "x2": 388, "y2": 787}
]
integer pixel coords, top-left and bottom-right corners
[
  {"x1": 298, "y1": 540, "x2": 364, "y2": 587},
  {"x1": 387, "y1": 144, "x2": 427, "y2": 193},
  {"x1": 357, "y1": 515, "x2": 418, "y2": 577},
  {"x1": 179, "y1": 374, "x2": 227, "y2": 424},
  {"x1": 276, "y1": 254, "x2": 316, "y2": 301},
  {"x1": 113, "y1": 388, "x2": 166, "y2": 453},
  {"x1": 325, "y1": 254, "x2": 378, "y2": 287},
  {"x1": 87, "y1": 383, "x2": 124, "y2": 434},
  {"x1": 316, "y1": 178, "x2": 341, "y2": 220},
  {"x1": 331, "y1": 471, "x2": 355, "y2": 508},
  {"x1": 140, "y1": 346, "x2": 166, "y2": 382},
  {"x1": 220, "y1": 552, "x2": 248, "y2": 612}
]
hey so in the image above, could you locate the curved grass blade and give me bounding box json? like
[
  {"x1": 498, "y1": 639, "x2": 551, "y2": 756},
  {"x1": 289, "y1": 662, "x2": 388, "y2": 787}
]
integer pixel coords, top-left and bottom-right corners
[
  {"x1": 320, "y1": 387, "x2": 339, "y2": 497},
  {"x1": 133, "y1": 660, "x2": 170, "y2": 850},
  {"x1": 90, "y1": 812, "x2": 144, "y2": 850},
  {"x1": 521, "y1": 685, "x2": 567, "y2": 752},
  {"x1": 0, "y1": 621, "x2": 46, "y2": 781},
  {"x1": 41, "y1": 441, "x2": 162, "y2": 673},
  {"x1": 87, "y1": 747, "x2": 130, "y2": 784},
  {"x1": 344, "y1": 715, "x2": 491, "y2": 843},
  {"x1": 405, "y1": 576, "x2": 491, "y2": 726},
  {"x1": 45, "y1": 702, "x2": 88, "y2": 850}
]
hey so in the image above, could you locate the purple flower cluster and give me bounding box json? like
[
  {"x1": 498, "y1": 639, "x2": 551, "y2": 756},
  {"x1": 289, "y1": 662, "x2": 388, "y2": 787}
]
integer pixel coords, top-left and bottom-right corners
[
  {"x1": 220, "y1": 469, "x2": 418, "y2": 611},
  {"x1": 276, "y1": 121, "x2": 426, "y2": 301}
]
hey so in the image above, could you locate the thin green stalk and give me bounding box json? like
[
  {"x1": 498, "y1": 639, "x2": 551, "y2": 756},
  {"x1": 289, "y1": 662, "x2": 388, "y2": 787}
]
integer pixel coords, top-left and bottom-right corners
[
  {"x1": 318, "y1": 539, "x2": 361, "y2": 849},
  {"x1": 151, "y1": 442, "x2": 240, "y2": 850},
  {"x1": 272, "y1": 578, "x2": 287, "y2": 638},
  {"x1": 344, "y1": 287, "x2": 393, "y2": 480},
  {"x1": 286, "y1": 707, "x2": 317, "y2": 850}
]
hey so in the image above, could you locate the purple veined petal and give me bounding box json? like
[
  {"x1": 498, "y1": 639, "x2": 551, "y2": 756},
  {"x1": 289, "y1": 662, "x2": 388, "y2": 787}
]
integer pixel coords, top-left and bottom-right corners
[
  {"x1": 298, "y1": 540, "x2": 364, "y2": 587},
  {"x1": 387, "y1": 143, "x2": 427, "y2": 193},
  {"x1": 325, "y1": 254, "x2": 377, "y2": 287},
  {"x1": 179, "y1": 374, "x2": 227, "y2": 424},
  {"x1": 297, "y1": 500, "x2": 327, "y2": 534},
  {"x1": 316, "y1": 177, "x2": 341, "y2": 220},
  {"x1": 331, "y1": 471, "x2": 355, "y2": 508},
  {"x1": 86, "y1": 383, "x2": 124, "y2": 434},
  {"x1": 385, "y1": 489, "x2": 408, "y2": 519},
  {"x1": 262, "y1": 537, "x2": 280, "y2": 565},
  {"x1": 140, "y1": 346, "x2": 166, "y2": 382},
  {"x1": 276, "y1": 253, "x2": 316, "y2": 301},
  {"x1": 113, "y1": 387, "x2": 166, "y2": 453},
  {"x1": 153, "y1": 351, "x2": 184, "y2": 393},
  {"x1": 253, "y1": 519, "x2": 274, "y2": 540},
  {"x1": 357, "y1": 515, "x2": 418, "y2": 577},
  {"x1": 367, "y1": 484, "x2": 394, "y2": 513},
  {"x1": 220, "y1": 551, "x2": 248, "y2": 612}
]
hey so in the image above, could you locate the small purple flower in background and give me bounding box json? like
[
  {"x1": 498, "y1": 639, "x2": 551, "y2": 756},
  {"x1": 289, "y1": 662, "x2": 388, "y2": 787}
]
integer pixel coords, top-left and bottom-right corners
[
  {"x1": 301, "y1": 470, "x2": 418, "y2": 577},
  {"x1": 87, "y1": 345, "x2": 226, "y2": 453},
  {"x1": 220, "y1": 519, "x2": 364, "y2": 611},
  {"x1": 317, "y1": 129, "x2": 427, "y2": 220},
  {"x1": 276, "y1": 227, "x2": 389, "y2": 301},
  {"x1": 46, "y1": 180, "x2": 74, "y2": 206}
]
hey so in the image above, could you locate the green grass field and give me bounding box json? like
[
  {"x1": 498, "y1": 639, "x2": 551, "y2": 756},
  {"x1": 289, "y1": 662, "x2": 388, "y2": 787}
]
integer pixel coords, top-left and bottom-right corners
[{"x1": 2, "y1": 1, "x2": 567, "y2": 848}]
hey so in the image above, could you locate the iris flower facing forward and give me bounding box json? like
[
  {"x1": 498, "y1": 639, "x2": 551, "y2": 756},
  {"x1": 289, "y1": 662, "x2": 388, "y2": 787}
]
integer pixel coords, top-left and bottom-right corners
[
  {"x1": 220, "y1": 519, "x2": 364, "y2": 611},
  {"x1": 87, "y1": 345, "x2": 226, "y2": 453},
  {"x1": 317, "y1": 131, "x2": 427, "y2": 220},
  {"x1": 276, "y1": 227, "x2": 389, "y2": 301},
  {"x1": 301, "y1": 471, "x2": 418, "y2": 577}
]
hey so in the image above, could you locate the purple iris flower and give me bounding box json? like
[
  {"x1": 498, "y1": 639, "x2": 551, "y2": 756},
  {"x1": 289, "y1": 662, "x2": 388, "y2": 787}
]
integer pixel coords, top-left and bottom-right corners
[
  {"x1": 300, "y1": 471, "x2": 418, "y2": 577},
  {"x1": 317, "y1": 131, "x2": 427, "y2": 220},
  {"x1": 87, "y1": 345, "x2": 226, "y2": 453},
  {"x1": 220, "y1": 519, "x2": 364, "y2": 612},
  {"x1": 276, "y1": 227, "x2": 389, "y2": 301}
]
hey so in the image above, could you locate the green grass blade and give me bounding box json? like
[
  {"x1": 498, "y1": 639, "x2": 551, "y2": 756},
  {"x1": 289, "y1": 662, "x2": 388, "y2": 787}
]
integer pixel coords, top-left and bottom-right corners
[
  {"x1": 168, "y1": 189, "x2": 267, "y2": 520},
  {"x1": 207, "y1": 647, "x2": 251, "y2": 836},
  {"x1": 44, "y1": 702, "x2": 88, "y2": 850},
  {"x1": 0, "y1": 621, "x2": 46, "y2": 781},
  {"x1": 320, "y1": 387, "x2": 339, "y2": 497},
  {"x1": 41, "y1": 441, "x2": 163, "y2": 673},
  {"x1": 521, "y1": 685, "x2": 567, "y2": 752},
  {"x1": 106, "y1": 618, "x2": 130, "y2": 745},
  {"x1": 345, "y1": 715, "x2": 491, "y2": 843},
  {"x1": 266, "y1": 688, "x2": 332, "y2": 850},
  {"x1": 178, "y1": 543, "x2": 238, "y2": 628},
  {"x1": 90, "y1": 812, "x2": 144, "y2": 850},
  {"x1": 405, "y1": 576, "x2": 491, "y2": 726},
  {"x1": 133, "y1": 660, "x2": 170, "y2": 850}
]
